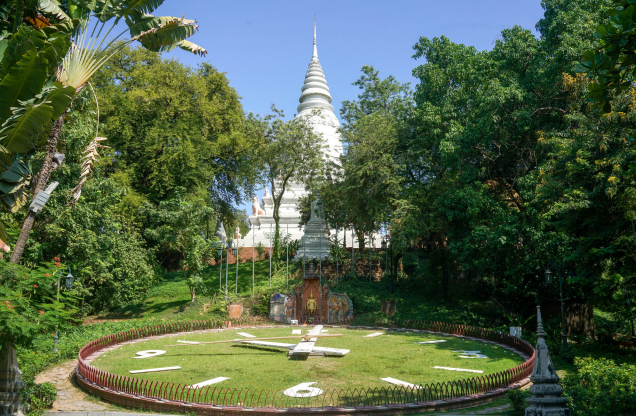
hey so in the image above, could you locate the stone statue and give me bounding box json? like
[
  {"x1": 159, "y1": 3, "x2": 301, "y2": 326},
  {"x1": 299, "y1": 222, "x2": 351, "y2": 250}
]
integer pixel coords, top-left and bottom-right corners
[
  {"x1": 252, "y1": 196, "x2": 266, "y2": 216},
  {"x1": 306, "y1": 290, "x2": 318, "y2": 316},
  {"x1": 235, "y1": 226, "x2": 242, "y2": 240},
  {"x1": 214, "y1": 220, "x2": 227, "y2": 244},
  {"x1": 285, "y1": 295, "x2": 295, "y2": 319},
  {"x1": 310, "y1": 199, "x2": 324, "y2": 220},
  {"x1": 264, "y1": 186, "x2": 271, "y2": 197},
  {"x1": 0, "y1": 239, "x2": 10, "y2": 253}
]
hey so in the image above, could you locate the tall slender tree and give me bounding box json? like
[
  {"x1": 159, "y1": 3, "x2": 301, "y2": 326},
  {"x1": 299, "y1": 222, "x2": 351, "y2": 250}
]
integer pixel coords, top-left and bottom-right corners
[{"x1": 256, "y1": 107, "x2": 325, "y2": 269}]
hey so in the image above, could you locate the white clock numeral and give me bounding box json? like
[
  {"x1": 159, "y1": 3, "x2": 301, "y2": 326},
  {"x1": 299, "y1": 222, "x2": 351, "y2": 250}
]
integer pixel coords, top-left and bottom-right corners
[
  {"x1": 283, "y1": 382, "x2": 323, "y2": 397},
  {"x1": 133, "y1": 350, "x2": 166, "y2": 359}
]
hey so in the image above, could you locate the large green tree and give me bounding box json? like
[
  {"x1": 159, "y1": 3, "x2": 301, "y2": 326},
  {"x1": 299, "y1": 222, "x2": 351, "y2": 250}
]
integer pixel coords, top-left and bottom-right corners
[
  {"x1": 321, "y1": 66, "x2": 411, "y2": 253},
  {"x1": 1, "y1": 0, "x2": 207, "y2": 264},
  {"x1": 333, "y1": 0, "x2": 624, "y2": 314},
  {"x1": 398, "y1": 0, "x2": 620, "y2": 310},
  {"x1": 254, "y1": 107, "x2": 325, "y2": 269},
  {"x1": 16, "y1": 98, "x2": 156, "y2": 313},
  {"x1": 143, "y1": 191, "x2": 215, "y2": 302},
  {"x1": 92, "y1": 45, "x2": 259, "y2": 212}
]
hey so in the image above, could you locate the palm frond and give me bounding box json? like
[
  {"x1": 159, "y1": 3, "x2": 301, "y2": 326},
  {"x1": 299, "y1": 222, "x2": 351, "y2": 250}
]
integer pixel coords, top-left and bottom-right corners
[
  {"x1": 165, "y1": 39, "x2": 207, "y2": 56},
  {"x1": 0, "y1": 84, "x2": 75, "y2": 154},
  {"x1": 0, "y1": 156, "x2": 32, "y2": 213},
  {"x1": 132, "y1": 16, "x2": 198, "y2": 53},
  {"x1": 123, "y1": 0, "x2": 165, "y2": 16},
  {"x1": 0, "y1": 22, "x2": 73, "y2": 120},
  {"x1": 38, "y1": 0, "x2": 70, "y2": 20},
  {"x1": 126, "y1": 13, "x2": 195, "y2": 37},
  {"x1": 70, "y1": 136, "x2": 109, "y2": 205}
]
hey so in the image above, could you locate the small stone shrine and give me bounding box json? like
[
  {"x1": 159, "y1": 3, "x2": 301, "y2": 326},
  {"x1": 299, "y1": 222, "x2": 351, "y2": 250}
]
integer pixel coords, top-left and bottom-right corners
[
  {"x1": 269, "y1": 263, "x2": 353, "y2": 324},
  {"x1": 293, "y1": 199, "x2": 331, "y2": 261},
  {"x1": 525, "y1": 305, "x2": 571, "y2": 416}
]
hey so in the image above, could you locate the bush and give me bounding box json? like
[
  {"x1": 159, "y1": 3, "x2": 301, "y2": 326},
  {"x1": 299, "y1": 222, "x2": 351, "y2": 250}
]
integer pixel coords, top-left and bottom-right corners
[
  {"x1": 562, "y1": 357, "x2": 636, "y2": 416},
  {"x1": 473, "y1": 278, "x2": 495, "y2": 300},
  {"x1": 507, "y1": 389, "x2": 530, "y2": 415},
  {"x1": 23, "y1": 382, "x2": 56, "y2": 416},
  {"x1": 401, "y1": 251, "x2": 421, "y2": 277},
  {"x1": 256, "y1": 243, "x2": 269, "y2": 260}
]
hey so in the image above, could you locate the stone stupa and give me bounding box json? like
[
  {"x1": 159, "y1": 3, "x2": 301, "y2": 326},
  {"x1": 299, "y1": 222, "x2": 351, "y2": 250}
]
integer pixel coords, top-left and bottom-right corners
[
  {"x1": 294, "y1": 199, "x2": 330, "y2": 261},
  {"x1": 242, "y1": 21, "x2": 346, "y2": 249}
]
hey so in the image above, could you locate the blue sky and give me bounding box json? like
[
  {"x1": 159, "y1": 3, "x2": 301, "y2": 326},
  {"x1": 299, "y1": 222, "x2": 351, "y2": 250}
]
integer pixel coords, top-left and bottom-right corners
[{"x1": 143, "y1": 0, "x2": 547, "y2": 212}]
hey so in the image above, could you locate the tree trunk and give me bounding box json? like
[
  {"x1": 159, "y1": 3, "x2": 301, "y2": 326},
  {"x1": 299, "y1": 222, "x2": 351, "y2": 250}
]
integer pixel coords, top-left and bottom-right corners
[
  {"x1": 392, "y1": 252, "x2": 402, "y2": 286},
  {"x1": 190, "y1": 287, "x2": 196, "y2": 303},
  {"x1": 356, "y1": 229, "x2": 366, "y2": 253},
  {"x1": 0, "y1": 342, "x2": 24, "y2": 416},
  {"x1": 273, "y1": 215, "x2": 281, "y2": 270},
  {"x1": 10, "y1": 111, "x2": 67, "y2": 264},
  {"x1": 271, "y1": 177, "x2": 289, "y2": 272},
  {"x1": 440, "y1": 242, "x2": 449, "y2": 300}
]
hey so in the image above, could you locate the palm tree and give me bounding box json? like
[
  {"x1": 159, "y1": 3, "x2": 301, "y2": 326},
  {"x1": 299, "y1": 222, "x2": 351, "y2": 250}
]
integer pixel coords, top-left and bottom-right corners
[{"x1": 0, "y1": 0, "x2": 207, "y2": 263}]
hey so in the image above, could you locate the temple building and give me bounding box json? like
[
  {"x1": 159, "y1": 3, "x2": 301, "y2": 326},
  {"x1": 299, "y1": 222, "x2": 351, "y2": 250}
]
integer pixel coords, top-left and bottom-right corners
[{"x1": 241, "y1": 24, "x2": 370, "y2": 252}]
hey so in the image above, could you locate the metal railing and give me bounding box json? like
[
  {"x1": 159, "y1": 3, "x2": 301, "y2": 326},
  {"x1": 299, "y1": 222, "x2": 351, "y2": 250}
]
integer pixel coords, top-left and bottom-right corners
[{"x1": 77, "y1": 317, "x2": 534, "y2": 408}]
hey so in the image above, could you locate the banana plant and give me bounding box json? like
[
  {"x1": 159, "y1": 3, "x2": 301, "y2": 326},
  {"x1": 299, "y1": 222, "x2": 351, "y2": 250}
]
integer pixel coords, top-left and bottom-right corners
[
  {"x1": 0, "y1": 20, "x2": 76, "y2": 242},
  {"x1": 0, "y1": 0, "x2": 207, "y2": 263}
]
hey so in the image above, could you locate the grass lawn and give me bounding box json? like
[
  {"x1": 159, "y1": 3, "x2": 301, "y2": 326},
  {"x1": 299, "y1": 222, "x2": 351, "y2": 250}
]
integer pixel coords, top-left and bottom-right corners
[
  {"x1": 93, "y1": 327, "x2": 524, "y2": 391},
  {"x1": 100, "y1": 259, "x2": 508, "y2": 332},
  {"x1": 101, "y1": 260, "x2": 302, "y2": 320}
]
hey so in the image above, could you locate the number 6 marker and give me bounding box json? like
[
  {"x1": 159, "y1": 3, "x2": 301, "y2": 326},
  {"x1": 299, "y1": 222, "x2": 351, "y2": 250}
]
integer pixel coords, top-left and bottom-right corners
[{"x1": 283, "y1": 382, "x2": 323, "y2": 398}]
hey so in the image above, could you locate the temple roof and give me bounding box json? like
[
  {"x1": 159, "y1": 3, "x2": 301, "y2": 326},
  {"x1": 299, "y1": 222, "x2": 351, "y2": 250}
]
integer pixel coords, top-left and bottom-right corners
[{"x1": 297, "y1": 23, "x2": 334, "y2": 114}]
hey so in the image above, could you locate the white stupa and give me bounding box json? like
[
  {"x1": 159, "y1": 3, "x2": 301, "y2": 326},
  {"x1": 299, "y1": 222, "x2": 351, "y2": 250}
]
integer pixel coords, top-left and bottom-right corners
[{"x1": 241, "y1": 23, "x2": 369, "y2": 251}]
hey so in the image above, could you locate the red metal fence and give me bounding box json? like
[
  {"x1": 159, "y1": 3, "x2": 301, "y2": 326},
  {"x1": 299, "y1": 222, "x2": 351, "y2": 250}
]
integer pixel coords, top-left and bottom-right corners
[{"x1": 77, "y1": 317, "x2": 534, "y2": 408}]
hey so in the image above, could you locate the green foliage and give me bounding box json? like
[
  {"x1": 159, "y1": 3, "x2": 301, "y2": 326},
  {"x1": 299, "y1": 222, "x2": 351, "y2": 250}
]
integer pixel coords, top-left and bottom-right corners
[
  {"x1": 17, "y1": 103, "x2": 156, "y2": 312},
  {"x1": 0, "y1": 260, "x2": 78, "y2": 346},
  {"x1": 23, "y1": 382, "x2": 56, "y2": 416},
  {"x1": 93, "y1": 45, "x2": 257, "y2": 210},
  {"x1": 507, "y1": 389, "x2": 530, "y2": 415},
  {"x1": 253, "y1": 107, "x2": 326, "y2": 269},
  {"x1": 576, "y1": 0, "x2": 636, "y2": 111},
  {"x1": 0, "y1": 22, "x2": 74, "y2": 120},
  {"x1": 319, "y1": 0, "x2": 629, "y2": 317},
  {"x1": 0, "y1": 156, "x2": 32, "y2": 217},
  {"x1": 562, "y1": 357, "x2": 636, "y2": 415},
  {"x1": 255, "y1": 242, "x2": 266, "y2": 259},
  {"x1": 321, "y1": 66, "x2": 411, "y2": 249},
  {"x1": 0, "y1": 22, "x2": 75, "y2": 227},
  {"x1": 143, "y1": 191, "x2": 216, "y2": 302},
  {"x1": 8, "y1": 42, "x2": 259, "y2": 313}
]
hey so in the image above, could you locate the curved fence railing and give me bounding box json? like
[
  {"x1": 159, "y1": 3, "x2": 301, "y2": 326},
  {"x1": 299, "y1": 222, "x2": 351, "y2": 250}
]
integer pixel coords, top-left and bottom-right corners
[{"x1": 76, "y1": 317, "x2": 534, "y2": 409}]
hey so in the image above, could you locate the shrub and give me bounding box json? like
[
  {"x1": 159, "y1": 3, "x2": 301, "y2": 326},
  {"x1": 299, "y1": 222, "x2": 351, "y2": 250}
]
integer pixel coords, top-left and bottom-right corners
[
  {"x1": 0, "y1": 261, "x2": 78, "y2": 347},
  {"x1": 507, "y1": 389, "x2": 530, "y2": 415},
  {"x1": 562, "y1": 357, "x2": 636, "y2": 416},
  {"x1": 24, "y1": 382, "x2": 56, "y2": 416},
  {"x1": 473, "y1": 278, "x2": 495, "y2": 300},
  {"x1": 255, "y1": 243, "x2": 266, "y2": 260}
]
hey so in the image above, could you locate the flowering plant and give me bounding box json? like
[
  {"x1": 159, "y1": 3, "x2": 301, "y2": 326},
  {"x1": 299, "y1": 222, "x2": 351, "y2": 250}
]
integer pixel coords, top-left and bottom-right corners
[{"x1": 0, "y1": 261, "x2": 79, "y2": 346}]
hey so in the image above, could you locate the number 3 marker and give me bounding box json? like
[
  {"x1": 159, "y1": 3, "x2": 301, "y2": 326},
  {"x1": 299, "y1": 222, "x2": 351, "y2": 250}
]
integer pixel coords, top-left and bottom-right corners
[{"x1": 133, "y1": 350, "x2": 166, "y2": 359}]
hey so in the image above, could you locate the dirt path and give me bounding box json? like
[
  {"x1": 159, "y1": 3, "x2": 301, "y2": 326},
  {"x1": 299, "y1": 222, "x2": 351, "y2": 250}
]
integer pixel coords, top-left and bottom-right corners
[{"x1": 34, "y1": 360, "x2": 110, "y2": 412}]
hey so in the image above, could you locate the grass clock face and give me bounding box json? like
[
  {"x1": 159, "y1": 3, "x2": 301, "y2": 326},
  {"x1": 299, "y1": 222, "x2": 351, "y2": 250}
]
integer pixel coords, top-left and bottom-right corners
[{"x1": 92, "y1": 327, "x2": 524, "y2": 391}]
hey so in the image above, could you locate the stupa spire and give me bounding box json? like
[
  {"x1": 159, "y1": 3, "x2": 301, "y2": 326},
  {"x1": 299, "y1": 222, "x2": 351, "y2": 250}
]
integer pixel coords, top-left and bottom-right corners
[
  {"x1": 297, "y1": 19, "x2": 334, "y2": 114},
  {"x1": 313, "y1": 17, "x2": 317, "y2": 59}
]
